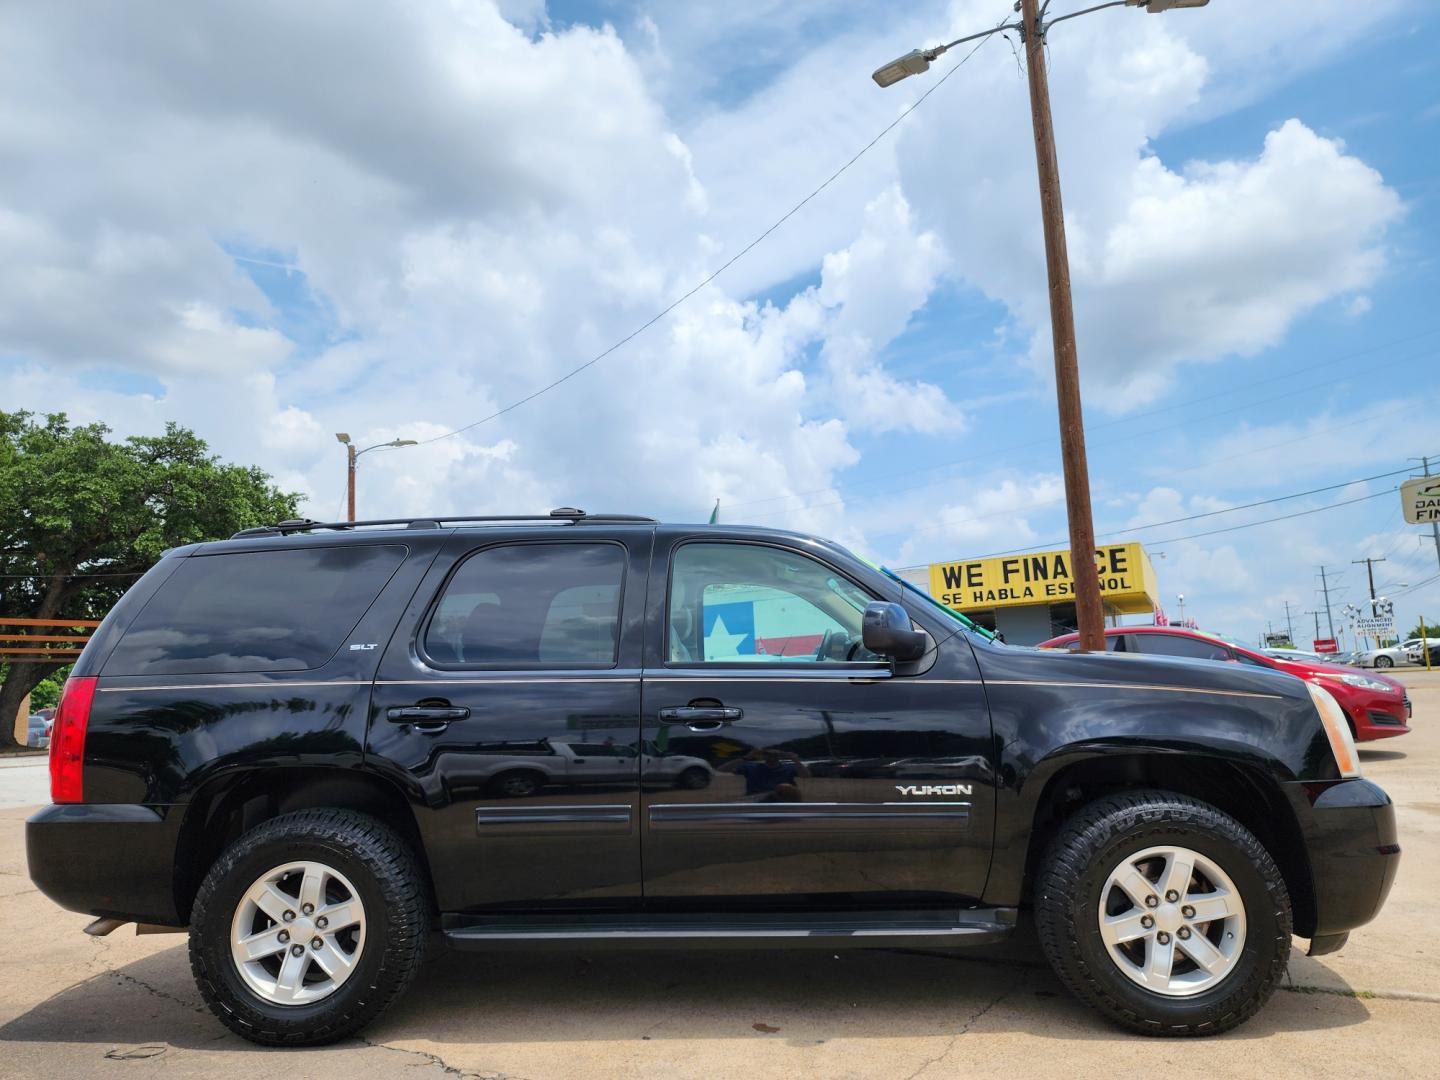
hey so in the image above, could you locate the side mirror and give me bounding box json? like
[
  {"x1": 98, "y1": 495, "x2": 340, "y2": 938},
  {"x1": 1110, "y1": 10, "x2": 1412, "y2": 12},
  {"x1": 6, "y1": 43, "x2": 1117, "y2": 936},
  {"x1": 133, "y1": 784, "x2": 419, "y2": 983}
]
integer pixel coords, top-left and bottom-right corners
[{"x1": 862, "y1": 601, "x2": 927, "y2": 662}]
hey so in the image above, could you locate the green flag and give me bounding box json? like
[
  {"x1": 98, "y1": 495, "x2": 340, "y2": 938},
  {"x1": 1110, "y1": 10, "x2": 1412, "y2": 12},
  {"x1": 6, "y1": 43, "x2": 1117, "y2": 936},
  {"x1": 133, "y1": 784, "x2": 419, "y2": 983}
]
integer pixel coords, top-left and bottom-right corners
[{"x1": 708, "y1": 499, "x2": 719, "y2": 524}]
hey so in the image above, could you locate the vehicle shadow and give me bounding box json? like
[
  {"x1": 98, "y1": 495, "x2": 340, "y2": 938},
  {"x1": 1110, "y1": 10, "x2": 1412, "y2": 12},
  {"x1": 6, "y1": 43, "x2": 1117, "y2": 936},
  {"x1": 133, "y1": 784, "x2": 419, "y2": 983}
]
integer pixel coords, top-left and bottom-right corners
[
  {"x1": 1359, "y1": 749, "x2": 1407, "y2": 762},
  {"x1": 0, "y1": 927, "x2": 1372, "y2": 1054}
]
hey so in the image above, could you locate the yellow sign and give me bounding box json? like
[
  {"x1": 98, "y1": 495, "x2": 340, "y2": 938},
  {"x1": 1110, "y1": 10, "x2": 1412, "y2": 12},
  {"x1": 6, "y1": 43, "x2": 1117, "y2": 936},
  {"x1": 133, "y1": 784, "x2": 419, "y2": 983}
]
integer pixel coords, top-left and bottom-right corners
[{"x1": 928, "y1": 542, "x2": 1158, "y2": 615}]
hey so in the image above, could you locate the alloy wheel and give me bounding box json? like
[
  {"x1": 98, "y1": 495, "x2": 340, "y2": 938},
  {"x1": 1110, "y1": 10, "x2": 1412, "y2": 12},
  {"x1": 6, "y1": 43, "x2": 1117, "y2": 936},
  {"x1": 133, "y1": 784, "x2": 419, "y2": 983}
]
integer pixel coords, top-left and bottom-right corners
[
  {"x1": 1097, "y1": 844, "x2": 1246, "y2": 998},
  {"x1": 229, "y1": 860, "x2": 366, "y2": 1006}
]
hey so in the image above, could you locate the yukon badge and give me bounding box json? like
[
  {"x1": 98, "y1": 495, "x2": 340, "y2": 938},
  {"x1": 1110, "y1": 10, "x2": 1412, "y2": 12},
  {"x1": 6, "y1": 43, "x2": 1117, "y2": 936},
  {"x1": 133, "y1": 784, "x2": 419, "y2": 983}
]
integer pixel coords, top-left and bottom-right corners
[{"x1": 895, "y1": 783, "x2": 972, "y2": 797}]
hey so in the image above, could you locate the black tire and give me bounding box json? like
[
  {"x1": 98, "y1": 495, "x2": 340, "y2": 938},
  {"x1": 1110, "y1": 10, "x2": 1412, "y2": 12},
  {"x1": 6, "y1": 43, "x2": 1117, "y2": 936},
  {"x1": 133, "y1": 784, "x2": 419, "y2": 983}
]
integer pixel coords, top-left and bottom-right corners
[
  {"x1": 1034, "y1": 790, "x2": 1290, "y2": 1037},
  {"x1": 677, "y1": 766, "x2": 711, "y2": 790},
  {"x1": 1375, "y1": 655, "x2": 1393, "y2": 669},
  {"x1": 189, "y1": 808, "x2": 427, "y2": 1046}
]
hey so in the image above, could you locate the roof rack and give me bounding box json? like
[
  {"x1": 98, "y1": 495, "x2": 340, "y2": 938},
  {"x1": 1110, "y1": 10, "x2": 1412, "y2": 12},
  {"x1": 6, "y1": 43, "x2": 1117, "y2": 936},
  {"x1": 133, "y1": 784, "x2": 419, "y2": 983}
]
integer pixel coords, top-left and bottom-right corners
[{"x1": 231, "y1": 508, "x2": 659, "y2": 539}]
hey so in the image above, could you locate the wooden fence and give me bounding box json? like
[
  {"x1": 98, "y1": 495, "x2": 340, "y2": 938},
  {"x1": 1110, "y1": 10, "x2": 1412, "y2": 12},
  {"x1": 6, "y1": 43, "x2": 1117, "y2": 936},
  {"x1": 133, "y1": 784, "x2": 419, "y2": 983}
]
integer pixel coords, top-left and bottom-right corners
[{"x1": 0, "y1": 618, "x2": 99, "y2": 665}]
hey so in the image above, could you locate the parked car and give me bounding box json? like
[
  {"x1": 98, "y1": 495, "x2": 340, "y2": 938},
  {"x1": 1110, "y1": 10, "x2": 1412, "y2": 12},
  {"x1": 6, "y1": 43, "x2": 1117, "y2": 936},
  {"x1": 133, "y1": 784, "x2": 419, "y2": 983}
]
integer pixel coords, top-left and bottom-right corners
[
  {"x1": 1038, "y1": 626, "x2": 1411, "y2": 741},
  {"x1": 25, "y1": 713, "x2": 49, "y2": 748},
  {"x1": 1258, "y1": 647, "x2": 1324, "y2": 663},
  {"x1": 1404, "y1": 638, "x2": 1440, "y2": 664},
  {"x1": 1354, "y1": 642, "x2": 1415, "y2": 669},
  {"x1": 30, "y1": 511, "x2": 1398, "y2": 1044}
]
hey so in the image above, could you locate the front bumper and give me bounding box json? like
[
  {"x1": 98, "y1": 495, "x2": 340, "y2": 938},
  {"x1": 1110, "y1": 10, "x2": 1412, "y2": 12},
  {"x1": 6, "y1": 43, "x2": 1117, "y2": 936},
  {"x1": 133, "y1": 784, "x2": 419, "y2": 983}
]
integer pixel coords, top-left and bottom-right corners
[
  {"x1": 1288, "y1": 778, "x2": 1400, "y2": 938},
  {"x1": 1330, "y1": 684, "x2": 1410, "y2": 741},
  {"x1": 26, "y1": 803, "x2": 183, "y2": 925}
]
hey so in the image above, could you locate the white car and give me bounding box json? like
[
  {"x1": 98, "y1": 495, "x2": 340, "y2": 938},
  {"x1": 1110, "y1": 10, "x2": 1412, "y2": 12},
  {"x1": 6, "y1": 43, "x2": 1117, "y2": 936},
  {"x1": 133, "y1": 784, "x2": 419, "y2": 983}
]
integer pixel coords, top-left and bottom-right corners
[
  {"x1": 1403, "y1": 637, "x2": 1440, "y2": 664},
  {"x1": 1353, "y1": 643, "x2": 1411, "y2": 669}
]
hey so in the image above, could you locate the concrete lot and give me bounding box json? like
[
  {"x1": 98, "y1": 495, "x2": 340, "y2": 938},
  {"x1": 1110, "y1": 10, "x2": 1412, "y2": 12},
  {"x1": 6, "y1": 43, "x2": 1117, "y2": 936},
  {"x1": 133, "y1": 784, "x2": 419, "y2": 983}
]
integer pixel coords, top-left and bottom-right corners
[{"x1": 2, "y1": 673, "x2": 1438, "y2": 1079}]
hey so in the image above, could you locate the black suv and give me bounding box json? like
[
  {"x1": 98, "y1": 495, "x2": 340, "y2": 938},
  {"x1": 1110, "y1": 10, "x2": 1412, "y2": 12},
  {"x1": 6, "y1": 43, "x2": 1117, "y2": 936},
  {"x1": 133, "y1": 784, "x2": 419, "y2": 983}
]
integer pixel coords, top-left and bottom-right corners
[{"x1": 29, "y1": 511, "x2": 1399, "y2": 1043}]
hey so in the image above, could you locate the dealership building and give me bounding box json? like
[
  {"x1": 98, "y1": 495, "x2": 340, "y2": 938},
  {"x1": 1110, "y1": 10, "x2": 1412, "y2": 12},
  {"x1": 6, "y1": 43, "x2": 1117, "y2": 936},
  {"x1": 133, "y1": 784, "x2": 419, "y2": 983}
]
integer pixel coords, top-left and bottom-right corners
[{"x1": 898, "y1": 542, "x2": 1160, "y2": 646}]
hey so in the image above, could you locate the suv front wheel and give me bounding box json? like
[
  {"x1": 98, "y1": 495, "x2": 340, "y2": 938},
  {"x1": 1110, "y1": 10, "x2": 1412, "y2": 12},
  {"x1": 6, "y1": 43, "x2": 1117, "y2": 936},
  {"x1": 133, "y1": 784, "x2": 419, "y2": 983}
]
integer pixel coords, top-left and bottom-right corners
[
  {"x1": 189, "y1": 808, "x2": 427, "y2": 1045},
  {"x1": 1034, "y1": 790, "x2": 1291, "y2": 1036}
]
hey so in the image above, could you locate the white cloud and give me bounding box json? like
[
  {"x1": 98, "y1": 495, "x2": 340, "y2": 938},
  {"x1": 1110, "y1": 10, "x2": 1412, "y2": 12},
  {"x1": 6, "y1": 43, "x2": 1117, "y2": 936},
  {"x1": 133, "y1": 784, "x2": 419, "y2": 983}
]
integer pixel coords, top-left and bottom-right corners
[
  {"x1": 0, "y1": 0, "x2": 1421, "y2": 651},
  {"x1": 1073, "y1": 120, "x2": 1403, "y2": 399},
  {"x1": 893, "y1": 474, "x2": 1067, "y2": 567}
]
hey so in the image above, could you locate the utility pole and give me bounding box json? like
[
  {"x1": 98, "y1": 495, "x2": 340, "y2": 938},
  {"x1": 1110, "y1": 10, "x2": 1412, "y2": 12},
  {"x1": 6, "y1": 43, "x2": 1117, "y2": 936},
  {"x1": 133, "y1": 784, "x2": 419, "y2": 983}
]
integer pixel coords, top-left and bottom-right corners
[
  {"x1": 870, "y1": 2, "x2": 1213, "y2": 656},
  {"x1": 1316, "y1": 566, "x2": 1337, "y2": 639},
  {"x1": 1353, "y1": 556, "x2": 1387, "y2": 650},
  {"x1": 1353, "y1": 557, "x2": 1386, "y2": 613},
  {"x1": 1413, "y1": 456, "x2": 1440, "y2": 571},
  {"x1": 345, "y1": 443, "x2": 357, "y2": 522},
  {"x1": 1019, "y1": 0, "x2": 1104, "y2": 653},
  {"x1": 1281, "y1": 601, "x2": 1296, "y2": 645},
  {"x1": 1304, "y1": 609, "x2": 1323, "y2": 644}
]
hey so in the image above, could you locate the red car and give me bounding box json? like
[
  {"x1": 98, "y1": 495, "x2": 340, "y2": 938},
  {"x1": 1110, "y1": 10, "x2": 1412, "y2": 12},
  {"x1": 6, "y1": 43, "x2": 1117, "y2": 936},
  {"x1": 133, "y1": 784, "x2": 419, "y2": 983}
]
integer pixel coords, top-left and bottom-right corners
[{"x1": 1037, "y1": 626, "x2": 1411, "y2": 741}]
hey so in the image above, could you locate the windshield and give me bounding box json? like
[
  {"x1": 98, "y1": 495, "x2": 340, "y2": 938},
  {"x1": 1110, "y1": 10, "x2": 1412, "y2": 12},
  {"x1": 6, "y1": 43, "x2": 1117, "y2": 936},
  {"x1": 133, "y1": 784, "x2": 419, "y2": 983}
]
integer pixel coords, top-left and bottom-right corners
[{"x1": 880, "y1": 566, "x2": 997, "y2": 642}]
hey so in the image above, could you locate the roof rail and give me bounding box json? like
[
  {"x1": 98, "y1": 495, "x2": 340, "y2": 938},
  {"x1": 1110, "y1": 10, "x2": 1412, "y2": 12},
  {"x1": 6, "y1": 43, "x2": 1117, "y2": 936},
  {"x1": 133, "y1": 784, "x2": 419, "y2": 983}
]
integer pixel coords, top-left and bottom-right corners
[{"x1": 231, "y1": 508, "x2": 658, "y2": 539}]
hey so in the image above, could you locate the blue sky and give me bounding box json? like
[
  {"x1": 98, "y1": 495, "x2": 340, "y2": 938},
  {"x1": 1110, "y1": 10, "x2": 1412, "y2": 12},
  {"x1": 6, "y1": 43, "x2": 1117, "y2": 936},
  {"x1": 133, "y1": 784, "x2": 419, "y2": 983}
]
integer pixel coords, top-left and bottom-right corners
[{"x1": 1, "y1": 0, "x2": 1437, "y2": 644}]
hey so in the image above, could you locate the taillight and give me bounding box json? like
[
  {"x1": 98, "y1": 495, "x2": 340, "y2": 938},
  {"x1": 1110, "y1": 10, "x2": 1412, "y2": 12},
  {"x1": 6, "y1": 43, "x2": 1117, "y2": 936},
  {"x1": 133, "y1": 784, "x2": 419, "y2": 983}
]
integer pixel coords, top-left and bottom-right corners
[{"x1": 49, "y1": 676, "x2": 97, "y2": 803}]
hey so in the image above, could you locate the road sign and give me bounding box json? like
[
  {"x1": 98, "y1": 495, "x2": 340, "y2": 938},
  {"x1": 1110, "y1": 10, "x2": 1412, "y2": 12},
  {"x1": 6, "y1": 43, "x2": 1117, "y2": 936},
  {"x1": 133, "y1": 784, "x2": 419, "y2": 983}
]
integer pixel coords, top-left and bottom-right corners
[
  {"x1": 1352, "y1": 616, "x2": 1395, "y2": 637},
  {"x1": 1402, "y1": 475, "x2": 1440, "y2": 525},
  {"x1": 1313, "y1": 638, "x2": 1338, "y2": 654}
]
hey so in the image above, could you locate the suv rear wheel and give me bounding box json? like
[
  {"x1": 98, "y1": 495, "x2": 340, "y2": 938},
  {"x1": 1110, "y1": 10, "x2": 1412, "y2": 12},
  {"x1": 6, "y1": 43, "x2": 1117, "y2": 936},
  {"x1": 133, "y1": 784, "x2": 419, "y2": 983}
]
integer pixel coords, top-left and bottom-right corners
[
  {"x1": 1034, "y1": 790, "x2": 1290, "y2": 1036},
  {"x1": 189, "y1": 808, "x2": 427, "y2": 1045}
]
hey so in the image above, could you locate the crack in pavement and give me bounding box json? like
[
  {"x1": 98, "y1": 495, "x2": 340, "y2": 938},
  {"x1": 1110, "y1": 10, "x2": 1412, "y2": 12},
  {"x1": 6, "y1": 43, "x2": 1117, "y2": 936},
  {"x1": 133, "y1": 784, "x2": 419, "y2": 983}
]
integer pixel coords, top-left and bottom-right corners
[
  {"x1": 354, "y1": 1036, "x2": 530, "y2": 1080},
  {"x1": 109, "y1": 970, "x2": 207, "y2": 1015},
  {"x1": 900, "y1": 971, "x2": 1026, "y2": 1080},
  {"x1": 1281, "y1": 984, "x2": 1440, "y2": 1004}
]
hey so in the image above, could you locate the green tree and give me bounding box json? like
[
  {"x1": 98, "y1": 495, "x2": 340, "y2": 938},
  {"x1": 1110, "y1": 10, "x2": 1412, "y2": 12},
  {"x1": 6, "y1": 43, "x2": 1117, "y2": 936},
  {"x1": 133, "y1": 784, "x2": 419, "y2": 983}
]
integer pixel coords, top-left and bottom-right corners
[
  {"x1": 0, "y1": 412, "x2": 298, "y2": 748},
  {"x1": 25, "y1": 667, "x2": 71, "y2": 711},
  {"x1": 1407, "y1": 619, "x2": 1437, "y2": 642}
]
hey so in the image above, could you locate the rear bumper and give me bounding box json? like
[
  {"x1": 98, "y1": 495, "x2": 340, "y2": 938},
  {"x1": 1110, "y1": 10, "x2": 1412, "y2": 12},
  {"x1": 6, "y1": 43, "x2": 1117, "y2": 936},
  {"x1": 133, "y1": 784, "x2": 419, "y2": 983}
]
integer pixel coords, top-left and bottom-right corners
[
  {"x1": 1289, "y1": 778, "x2": 1400, "y2": 938},
  {"x1": 26, "y1": 803, "x2": 183, "y2": 925}
]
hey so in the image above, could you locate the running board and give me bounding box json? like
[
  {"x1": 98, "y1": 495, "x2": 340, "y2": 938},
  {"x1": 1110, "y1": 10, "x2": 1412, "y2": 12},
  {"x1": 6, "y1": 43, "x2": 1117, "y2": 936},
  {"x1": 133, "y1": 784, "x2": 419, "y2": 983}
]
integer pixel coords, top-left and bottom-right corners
[{"x1": 442, "y1": 908, "x2": 1016, "y2": 951}]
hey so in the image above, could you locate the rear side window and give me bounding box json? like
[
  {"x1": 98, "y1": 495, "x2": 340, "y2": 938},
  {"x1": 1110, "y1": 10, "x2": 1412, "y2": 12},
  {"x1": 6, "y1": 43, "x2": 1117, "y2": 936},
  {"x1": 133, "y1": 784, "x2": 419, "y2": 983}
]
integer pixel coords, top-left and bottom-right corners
[
  {"x1": 1135, "y1": 632, "x2": 1230, "y2": 662},
  {"x1": 105, "y1": 545, "x2": 406, "y2": 676},
  {"x1": 423, "y1": 542, "x2": 625, "y2": 668}
]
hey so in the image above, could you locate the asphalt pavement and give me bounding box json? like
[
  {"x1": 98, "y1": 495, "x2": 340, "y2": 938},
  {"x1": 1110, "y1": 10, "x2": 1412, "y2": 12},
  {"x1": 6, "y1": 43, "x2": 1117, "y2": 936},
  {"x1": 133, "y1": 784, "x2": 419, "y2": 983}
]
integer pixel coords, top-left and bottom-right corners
[{"x1": 2, "y1": 674, "x2": 1438, "y2": 1079}]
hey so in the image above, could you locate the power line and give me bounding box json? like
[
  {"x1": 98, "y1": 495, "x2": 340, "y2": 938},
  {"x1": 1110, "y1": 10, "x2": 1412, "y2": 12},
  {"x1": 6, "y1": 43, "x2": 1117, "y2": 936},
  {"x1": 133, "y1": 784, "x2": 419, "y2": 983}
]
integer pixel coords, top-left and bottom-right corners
[
  {"x1": 705, "y1": 326, "x2": 1440, "y2": 519},
  {"x1": 938, "y1": 485, "x2": 1398, "y2": 565},
  {"x1": 1099, "y1": 488, "x2": 1396, "y2": 549},
  {"x1": 754, "y1": 394, "x2": 1433, "y2": 531},
  {"x1": 1391, "y1": 573, "x2": 1440, "y2": 599},
  {"x1": 884, "y1": 413, "x2": 1433, "y2": 547},
  {"x1": 417, "y1": 31, "x2": 1002, "y2": 447}
]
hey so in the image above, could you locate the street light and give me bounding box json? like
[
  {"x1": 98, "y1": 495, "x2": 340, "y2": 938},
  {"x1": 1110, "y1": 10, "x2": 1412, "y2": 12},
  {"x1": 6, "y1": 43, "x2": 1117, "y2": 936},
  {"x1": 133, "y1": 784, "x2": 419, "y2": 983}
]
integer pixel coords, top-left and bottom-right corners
[
  {"x1": 335, "y1": 433, "x2": 418, "y2": 522},
  {"x1": 1177, "y1": 593, "x2": 1186, "y2": 624},
  {"x1": 1126, "y1": 1, "x2": 1210, "y2": 11},
  {"x1": 872, "y1": 0, "x2": 1210, "y2": 653}
]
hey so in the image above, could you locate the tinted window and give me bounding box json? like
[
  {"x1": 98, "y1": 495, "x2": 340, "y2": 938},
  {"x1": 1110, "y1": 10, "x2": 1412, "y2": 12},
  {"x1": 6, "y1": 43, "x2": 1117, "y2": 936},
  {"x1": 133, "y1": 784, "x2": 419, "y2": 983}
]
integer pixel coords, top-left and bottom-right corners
[
  {"x1": 1135, "y1": 633, "x2": 1231, "y2": 662},
  {"x1": 667, "y1": 543, "x2": 879, "y2": 664},
  {"x1": 106, "y1": 545, "x2": 406, "y2": 675},
  {"x1": 424, "y1": 543, "x2": 624, "y2": 667},
  {"x1": 1064, "y1": 635, "x2": 1130, "y2": 651}
]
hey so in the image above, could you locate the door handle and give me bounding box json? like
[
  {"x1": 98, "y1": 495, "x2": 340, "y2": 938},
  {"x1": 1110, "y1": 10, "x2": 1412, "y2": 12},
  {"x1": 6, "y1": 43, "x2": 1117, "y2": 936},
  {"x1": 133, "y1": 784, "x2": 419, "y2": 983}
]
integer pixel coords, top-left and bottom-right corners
[
  {"x1": 657, "y1": 706, "x2": 742, "y2": 724},
  {"x1": 387, "y1": 705, "x2": 471, "y2": 723}
]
